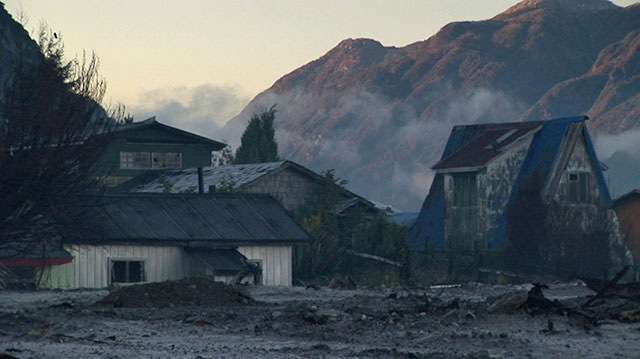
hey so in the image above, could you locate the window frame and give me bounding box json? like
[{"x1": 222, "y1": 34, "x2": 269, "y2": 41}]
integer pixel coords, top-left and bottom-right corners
[
  {"x1": 151, "y1": 152, "x2": 182, "y2": 170},
  {"x1": 110, "y1": 258, "x2": 146, "y2": 285},
  {"x1": 568, "y1": 171, "x2": 591, "y2": 204},
  {"x1": 119, "y1": 151, "x2": 151, "y2": 170}
]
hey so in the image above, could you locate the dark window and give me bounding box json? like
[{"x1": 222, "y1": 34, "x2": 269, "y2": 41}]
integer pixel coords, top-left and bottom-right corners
[
  {"x1": 151, "y1": 152, "x2": 182, "y2": 169},
  {"x1": 111, "y1": 260, "x2": 145, "y2": 284},
  {"x1": 568, "y1": 172, "x2": 590, "y2": 204},
  {"x1": 452, "y1": 172, "x2": 478, "y2": 207},
  {"x1": 449, "y1": 172, "x2": 478, "y2": 251}
]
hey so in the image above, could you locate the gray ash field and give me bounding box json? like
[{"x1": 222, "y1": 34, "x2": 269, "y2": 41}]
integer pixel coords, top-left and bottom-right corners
[{"x1": 1, "y1": 281, "x2": 639, "y2": 358}]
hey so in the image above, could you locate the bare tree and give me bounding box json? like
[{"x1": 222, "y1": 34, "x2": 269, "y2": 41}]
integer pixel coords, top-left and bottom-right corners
[{"x1": 0, "y1": 25, "x2": 119, "y2": 286}]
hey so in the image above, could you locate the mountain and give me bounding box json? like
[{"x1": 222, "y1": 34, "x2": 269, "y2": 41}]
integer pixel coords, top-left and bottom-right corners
[
  {"x1": 220, "y1": 0, "x2": 640, "y2": 211},
  {"x1": 0, "y1": 3, "x2": 41, "y2": 96}
]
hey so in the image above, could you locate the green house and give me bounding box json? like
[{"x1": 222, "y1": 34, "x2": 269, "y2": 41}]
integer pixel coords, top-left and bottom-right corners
[{"x1": 99, "y1": 117, "x2": 226, "y2": 186}]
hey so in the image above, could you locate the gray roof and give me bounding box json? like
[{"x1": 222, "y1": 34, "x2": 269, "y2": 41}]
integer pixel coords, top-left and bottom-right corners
[
  {"x1": 71, "y1": 193, "x2": 309, "y2": 244},
  {"x1": 114, "y1": 116, "x2": 226, "y2": 150},
  {"x1": 185, "y1": 248, "x2": 250, "y2": 273},
  {"x1": 123, "y1": 161, "x2": 287, "y2": 193}
]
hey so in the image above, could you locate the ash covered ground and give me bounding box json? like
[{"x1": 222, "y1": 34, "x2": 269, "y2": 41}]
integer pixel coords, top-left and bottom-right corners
[{"x1": 1, "y1": 279, "x2": 639, "y2": 358}]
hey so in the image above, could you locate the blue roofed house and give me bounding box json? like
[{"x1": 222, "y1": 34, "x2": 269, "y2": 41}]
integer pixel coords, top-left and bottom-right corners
[{"x1": 411, "y1": 116, "x2": 632, "y2": 279}]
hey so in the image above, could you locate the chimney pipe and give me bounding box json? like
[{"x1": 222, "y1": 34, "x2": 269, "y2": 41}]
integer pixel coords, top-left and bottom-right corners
[{"x1": 197, "y1": 167, "x2": 204, "y2": 194}]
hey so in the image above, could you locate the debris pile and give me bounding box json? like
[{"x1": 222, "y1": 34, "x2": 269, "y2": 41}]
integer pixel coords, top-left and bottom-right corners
[
  {"x1": 487, "y1": 267, "x2": 640, "y2": 328},
  {"x1": 95, "y1": 277, "x2": 253, "y2": 308}
]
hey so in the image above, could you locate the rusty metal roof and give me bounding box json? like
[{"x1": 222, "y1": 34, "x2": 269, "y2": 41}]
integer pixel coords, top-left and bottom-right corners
[
  {"x1": 432, "y1": 121, "x2": 542, "y2": 170},
  {"x1": 71, "y1": 193, "x2": 309, "y2": 244}
]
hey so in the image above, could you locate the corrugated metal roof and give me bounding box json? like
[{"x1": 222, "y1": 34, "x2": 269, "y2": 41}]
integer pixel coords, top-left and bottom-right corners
[
  {"x1": 119, "y1": 161, "x2": 381, "y2": 213},
  {"x1": 433, "y1": 121, "x2": 542, "y2": 170},
  {"x1": 71, "y1": 193, "x2": 309, "y2": 244},
  {"x1": 123, "y1": 161, "x2": 287, "y2": 193}
]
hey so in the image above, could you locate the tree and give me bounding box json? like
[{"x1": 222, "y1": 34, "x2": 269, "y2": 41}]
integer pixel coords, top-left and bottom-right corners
[
  {"x1": 233, "y1": 105, "x2": 279, "y2": 164},
  {"x1": 212, "y1": 144, "x2": 234, "y2": 166},
  {"x1": 0, "y1": 24, "x2": 118, "y2": 285}
]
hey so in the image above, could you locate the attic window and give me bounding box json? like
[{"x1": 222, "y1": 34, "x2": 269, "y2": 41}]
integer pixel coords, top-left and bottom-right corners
[
  {"x1": 568, "y1": 172, "x2": 590, "y2": 204},
  {"x1": 111, "y1": 260, "x2": 145, "y2": 284},
  {"x1": 152, "y1": 152, "x2": 182, "y2": 169},
  {"x1": 120, "y1": 151, "x2": 150, "y2": 169}
]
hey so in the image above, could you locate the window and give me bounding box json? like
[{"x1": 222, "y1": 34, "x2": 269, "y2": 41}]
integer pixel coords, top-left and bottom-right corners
[
  {"x1": 152, "y1": 152, "x2": 182, "y2": 169},
  {"x1": 120, "y1": 152, "x2": 150, "y2": 169},
  {"x1": 111, "y1": 260, "x2": 145, "y2": 284},
  {"x1": 449, "y1": 172, "x2": 478, "y2": 251},
  {"x1": 568, "y1": 172, "x2": 590, "y2": 204}
]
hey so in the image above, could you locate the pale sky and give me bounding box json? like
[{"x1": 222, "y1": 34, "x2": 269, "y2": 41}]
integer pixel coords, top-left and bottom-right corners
[{"x1": 3, "y1": 0, "x2": 639, "y2": 127}]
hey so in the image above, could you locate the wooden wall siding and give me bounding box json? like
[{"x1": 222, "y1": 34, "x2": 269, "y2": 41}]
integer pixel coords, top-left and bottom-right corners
[
  {"x1": 615, "y1": 200, "x2": 640, "y2": 263},
  {"x1": 555, "y1": 135, "x2": 601, "y2": 205},
  {"x1": 447, "y1": 172, "x2": 478, "y2": 251},
  {"x1": 45, "y1": 244, "x2": 187, "y2": 289},
  {"x1": 243, "y1": 168, "x2": 317, "y2": 211},
  {"x1": 238, "y1": 246, "x2": 292, "y2": 286},
  {"x1": 41, "y1": 262, "x2": 75, "y2": 289},
  {"x1": 476, "y1": 133, "x2": 535, "y2": 248}
]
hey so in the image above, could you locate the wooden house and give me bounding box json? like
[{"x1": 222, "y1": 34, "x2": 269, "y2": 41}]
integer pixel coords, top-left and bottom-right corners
[
  {"x1": 120, "y1": 160, "x2": 380, "y2": 214},
  {"x1": 411, "y1": 116, "x2": 631, "y2": 278},
  {"x1": 99, "y1": 117, "x2": 225, "y2": 186},
  {"x1": 27, "y1": 192, "x2": 310, "y2": 289}
]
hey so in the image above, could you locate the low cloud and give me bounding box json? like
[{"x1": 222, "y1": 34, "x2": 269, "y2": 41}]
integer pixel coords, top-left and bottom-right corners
[
  {"x1": 594, "y1": 129, "x2": 640, "y2": 160},
  {"x1": 214, "y1": 86, "x2": 528, "y2": 211},
  {"x1": 130, "y1": 84, "x2": 250, "y2": 141}
]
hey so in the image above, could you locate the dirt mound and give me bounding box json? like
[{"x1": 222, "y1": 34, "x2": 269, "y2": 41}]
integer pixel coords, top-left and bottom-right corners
[{"x1": 95, "y1": 277, "x2": 253, "y2": 308}]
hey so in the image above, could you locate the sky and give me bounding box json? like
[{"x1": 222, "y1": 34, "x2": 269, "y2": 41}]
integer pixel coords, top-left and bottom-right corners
[{"x1": 3, "y1": 0, "x2": 639, "y2": 133}]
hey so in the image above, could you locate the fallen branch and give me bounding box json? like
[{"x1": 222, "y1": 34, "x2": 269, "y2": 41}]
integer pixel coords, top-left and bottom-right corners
[{"x1": 581, "y1": 266, "x2": 629, "y2": 309}]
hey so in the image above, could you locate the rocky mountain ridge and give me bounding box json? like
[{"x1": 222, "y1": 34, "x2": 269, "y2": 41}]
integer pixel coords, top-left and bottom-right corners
[{"x1": 219, "y1": 0, "x2": 640, "y2": 210}]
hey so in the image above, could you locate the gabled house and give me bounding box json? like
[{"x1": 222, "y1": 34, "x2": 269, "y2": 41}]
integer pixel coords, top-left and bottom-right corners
[
  {"x1": 120, "y1": 160, "x2": 381, "y2": 214},
  {"x1": 36, "y1": 193, "x2": 309, "y2": 289},
  {"x1": 99, "y1": 117, "x2": 226, "y2": 186},
  {"x1": 411, "y1": 116, "x2": 631, "y2": 278}
]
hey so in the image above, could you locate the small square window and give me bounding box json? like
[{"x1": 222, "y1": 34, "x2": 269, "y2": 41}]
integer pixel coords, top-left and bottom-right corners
[{"x1": 111, "y1": 260, "x2": 145, "y2": 284}]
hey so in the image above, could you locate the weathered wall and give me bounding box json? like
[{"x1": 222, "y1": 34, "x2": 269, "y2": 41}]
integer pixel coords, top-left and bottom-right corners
[
  {"x1": 42, "y1": 244, "x2": 187, "y2": 289},
  {"x1": 475, "y1": 132, "x2": 536, "y2": 249},
  {"x1": 42, "y1": 244, "x2": 294, "y2": 288},
  {"x1": 615, "y1": 198, "x2": 640, "y2": 264},
  {"x1": 554, "y1": 134, "x2": 601, "y2": 206},
  {"x1": 243, "y1": 168, "x2": 317, "y2": 212},
  {"x1": 238, "y1": 245, "x2": 292, "y2": 286}
]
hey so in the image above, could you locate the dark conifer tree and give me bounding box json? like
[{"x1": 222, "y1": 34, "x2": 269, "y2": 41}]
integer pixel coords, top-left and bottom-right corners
[{"x1": 234, "y1": 105, "x2": 279, "y2": 164}]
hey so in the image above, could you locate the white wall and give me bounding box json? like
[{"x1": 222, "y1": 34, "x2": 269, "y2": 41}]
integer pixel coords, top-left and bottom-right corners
[
  {"x1": 42, "y1": 244, "x2": 186, "y2": 289},
  {"x1": 41, "y1": 244, "x2": 293, "y2": 288},
  {"x1": 238, "y1": 245, "x2": 292, "y2": 286}
]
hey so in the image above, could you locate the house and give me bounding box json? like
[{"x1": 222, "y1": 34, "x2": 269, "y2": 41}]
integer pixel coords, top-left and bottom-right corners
[
  {"x1": 120, "y1": 160, "x2": 381, "y2": 214},
  {"x1": 411, "y1": 116, "x2": 631, "y2": 278},
  {"x1": 34, "y1": 192, "x2": 309, "y2": 289},
  {"x1": 613, "y1": 189, "x2": 640, "y2": 265},
  {"x1": 99, "y1": 117, "x2": 226, "y2": 186}
]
